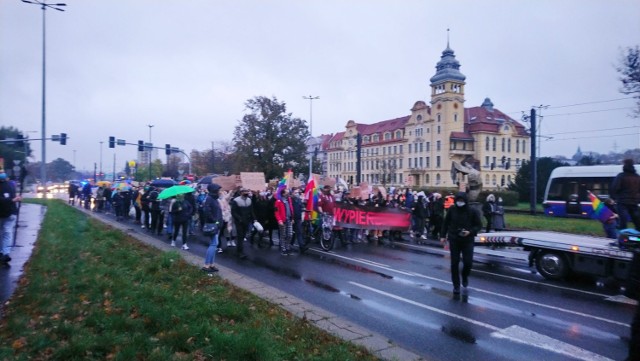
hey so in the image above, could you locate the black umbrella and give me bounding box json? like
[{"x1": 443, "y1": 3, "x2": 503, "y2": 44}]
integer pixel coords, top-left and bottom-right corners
[
  {"x1": 150, "y1": 179, "x2": 177, "y2": 188},
  {"x1": 197, "y1": 175, "x2": 219, "y2": 185}
]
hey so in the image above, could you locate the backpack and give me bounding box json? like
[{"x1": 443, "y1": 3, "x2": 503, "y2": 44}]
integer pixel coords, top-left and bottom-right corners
[{"x1": 0, "y1": 182, "x2": 16, "y2": 218}]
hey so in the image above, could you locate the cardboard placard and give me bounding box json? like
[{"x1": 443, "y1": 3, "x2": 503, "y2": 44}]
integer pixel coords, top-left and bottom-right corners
[
  {"x1": 359, "y1": 182, "x2": 370, "y2": 199},
  {"x1": 240, "y1": 172, "x2": 266, "y2": 192},
  {"x1": 321, "y1": 177, "x2": 336, "y2": 188},
  {"x1": 350, "y1": 186, "x2": 362, "y2": 199},
  {"x1": 213, "y1": 175, "x2": 238, "y2": 192},
  {"x1": 377, "y1": 186, "x2": 387, "y2": 198},
  {"x1": 291, "y1": 178, "x2": 302, "y2": 188}
]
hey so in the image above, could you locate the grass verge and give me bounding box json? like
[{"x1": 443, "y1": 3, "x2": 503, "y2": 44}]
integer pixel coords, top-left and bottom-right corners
[{"x1": 0, "y1": 200, "x2": 379, "y2": 361}]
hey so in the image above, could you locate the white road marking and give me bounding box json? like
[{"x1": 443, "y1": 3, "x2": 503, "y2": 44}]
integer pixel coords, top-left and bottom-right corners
[
  {"x1": 317, "y1": 247, "x2": 632, "y2": 326},
  {"x1": 492, "y1": 325, "x2": 614, "y2": 361},
  {"x1": 350, "y1": 282, "x2": 615, "y2": 361}
]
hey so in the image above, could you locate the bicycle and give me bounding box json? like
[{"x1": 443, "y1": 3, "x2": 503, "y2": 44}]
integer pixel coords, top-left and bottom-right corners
[{"x1": 318, "y1": 213, "x2": 346, "y2": 252}]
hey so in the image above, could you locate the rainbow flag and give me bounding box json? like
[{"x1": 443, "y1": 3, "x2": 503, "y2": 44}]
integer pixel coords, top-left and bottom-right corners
[
  {"x1": 588, "y1": 191, "x2": 615, "y2": 223},
  {"x1": 275, "y1": 169, "x2": 292, "y2": 200},
  {"x1": 303, "y1": 177, "x2": 319, "y2": 221}
]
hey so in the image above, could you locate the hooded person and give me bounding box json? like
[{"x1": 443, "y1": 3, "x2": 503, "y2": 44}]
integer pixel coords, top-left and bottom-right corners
[
  {"x1": 0, "y1": 168, "x2": 21, "y2": 264},
  {"x1": 611, "y1": 158, "x2": 640, "y2": 230},
  {"x1": 440, "y1": 192, "x2": 483, "y2": 297},
  {"x1": 202, "y1": 183, "x2": 223, "y2": 272}
]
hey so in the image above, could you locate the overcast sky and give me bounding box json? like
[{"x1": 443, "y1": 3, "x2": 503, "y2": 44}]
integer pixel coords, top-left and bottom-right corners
[{"x1": 1, "y1": 0, "x2": 639, "y2": 173}]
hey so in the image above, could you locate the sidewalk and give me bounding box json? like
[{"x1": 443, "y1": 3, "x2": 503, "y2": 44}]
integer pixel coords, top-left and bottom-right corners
[
  {"x1": 1, "y1": 202, "x2": 423, "y2": 361},
  {"x1": 0, "y1": 203, "x2": 45, "y2": 308}
]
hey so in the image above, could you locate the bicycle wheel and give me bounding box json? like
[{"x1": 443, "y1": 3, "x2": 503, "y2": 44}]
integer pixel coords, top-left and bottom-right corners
[{"x1": 320, "y1": 225, "x2": 334, "y2": 251}]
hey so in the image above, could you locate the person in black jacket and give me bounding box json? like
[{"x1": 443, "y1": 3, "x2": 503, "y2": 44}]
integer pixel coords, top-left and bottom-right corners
[
  {"x1": 440, "y1": 192, "x2": 483, "y2": 297},
  {"x1": 231, "y1": 188, "x2": 255, "y2": 259},
  {"x1": 611, "y1": 159, "x2": 640, "y2": 230},
  {"x1": 170, "y1": 193, "x2": 193, "y2": 250},
  {"x1": 202, "y1": 183, "x2": 223, "y2": 272}
]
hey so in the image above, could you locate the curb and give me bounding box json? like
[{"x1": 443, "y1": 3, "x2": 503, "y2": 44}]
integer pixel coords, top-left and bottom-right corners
[{"x1": 78, "y1": 207, "x2": 424, "y2": 361}]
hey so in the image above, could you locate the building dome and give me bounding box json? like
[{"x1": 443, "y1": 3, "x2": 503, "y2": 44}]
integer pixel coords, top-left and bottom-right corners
[{"x1": 429, "y1": 45, "x2": 466, "y2": 84}]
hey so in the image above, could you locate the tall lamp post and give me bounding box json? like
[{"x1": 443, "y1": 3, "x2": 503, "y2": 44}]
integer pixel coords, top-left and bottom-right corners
[
  {"x1": 99, "y1": 141, "x2": 103, "y2": 181},
  {"x1": 22, "y1": 0, "x2": 66, "y2": 185},
  {"x1": 147, "y1": 124, "x2": 154, "y2": 180},
  {"x1": 303, "y1": 95, "x2": 319, "y2": 177}
]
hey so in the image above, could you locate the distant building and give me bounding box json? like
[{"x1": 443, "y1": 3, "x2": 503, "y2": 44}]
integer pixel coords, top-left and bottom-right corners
[
  {"x1": 137, "y1": 143, "x2": 158, "y2": 166},
  {"x1": 321, "y1": 43, "x2": 529, "y2": 189}
]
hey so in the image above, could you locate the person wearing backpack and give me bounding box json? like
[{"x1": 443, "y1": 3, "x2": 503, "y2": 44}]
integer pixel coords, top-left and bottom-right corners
[
  {"x1": 170, "y1": 193, "x2": 193, "y2": 250},
  {"x1": 0, "y1": 168, "x2": 21, "y2": 264}
]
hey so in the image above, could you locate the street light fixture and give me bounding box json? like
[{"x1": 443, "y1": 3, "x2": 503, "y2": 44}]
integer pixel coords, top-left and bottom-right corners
[{"x1": 21, "y1": 0, "x2": 66, "y2": 185}]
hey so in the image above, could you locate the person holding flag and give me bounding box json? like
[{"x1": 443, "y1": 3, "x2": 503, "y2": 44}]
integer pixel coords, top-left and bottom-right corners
[{"x1": 588, "y1": 191, "x2": 619, "y2": 239}]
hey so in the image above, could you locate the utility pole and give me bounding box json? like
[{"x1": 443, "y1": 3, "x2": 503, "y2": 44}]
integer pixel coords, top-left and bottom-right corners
[
  {"x1": 303, "y1": 95, "x2": 319, "y2": 177},
  {"x1": 147, "y1": 124, "x2": 154, "y2": 180},
  {"x1": 529, "y1": 108, "x2": 537, "y2": 215}
]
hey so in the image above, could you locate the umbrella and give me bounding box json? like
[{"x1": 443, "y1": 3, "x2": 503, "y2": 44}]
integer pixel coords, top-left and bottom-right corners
[
  {"x1": 96, "y1": 180, "x2": 112, "y2": 188},
  {"x1": 150, "y1": 179, "x2": 177, "y2": 188},
  {"x1": 157, "y1": 185, "x2": 195, "y2": 200},
  {"x1": 197, "y1": 175, "x2": 218, "y2": 185},
  {"x1": 113, "y1": 182, "x2": 131, "y2": 191}
]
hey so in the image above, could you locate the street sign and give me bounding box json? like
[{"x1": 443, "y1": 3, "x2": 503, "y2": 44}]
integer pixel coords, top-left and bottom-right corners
[{"x1": 117, "y1": 139, "x2": 126, "y2": 146}]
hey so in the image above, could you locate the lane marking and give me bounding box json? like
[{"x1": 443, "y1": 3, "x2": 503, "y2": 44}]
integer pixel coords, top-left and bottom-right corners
[
  {"x1": 350, "y1": 282, "x2": 615, "y2": 361},
  {"x1": 319, "y1": 251, "x2": 630, "y2": 327},
  {"x1": 492, "y1": 325, "x2": 614, "y2": 361}
]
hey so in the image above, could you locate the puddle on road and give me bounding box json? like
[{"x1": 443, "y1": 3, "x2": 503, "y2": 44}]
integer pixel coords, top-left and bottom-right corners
[{"x1": 441, "y1": 325, "x2": 477, "y2": 344}]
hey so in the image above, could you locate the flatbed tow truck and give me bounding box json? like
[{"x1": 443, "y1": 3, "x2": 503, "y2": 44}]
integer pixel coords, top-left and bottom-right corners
[{"x1": 475, "y1": 231, "x2": 635, "y2": 281}]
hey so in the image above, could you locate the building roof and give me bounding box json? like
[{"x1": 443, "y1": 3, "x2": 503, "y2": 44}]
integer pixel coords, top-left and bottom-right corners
[
  {"x1": 356, "y1": 116, "x2": 410, "y2": 136},
  {"x1": 430, "y1": 45, "x2": 466, "y2": 84},
  {"x1": 465, "y1": 99, "x2": 528, "y2": 137}
]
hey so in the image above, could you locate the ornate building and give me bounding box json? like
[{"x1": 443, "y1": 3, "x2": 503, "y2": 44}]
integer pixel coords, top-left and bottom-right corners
[{"x1": 323, "y1": 43, "x2": 529, "y2": 190}]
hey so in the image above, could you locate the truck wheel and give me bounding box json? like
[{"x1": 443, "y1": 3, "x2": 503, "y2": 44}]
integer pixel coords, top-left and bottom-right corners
[{"x1": 536, "y1": 251, "x2": 569, "y2": 280}]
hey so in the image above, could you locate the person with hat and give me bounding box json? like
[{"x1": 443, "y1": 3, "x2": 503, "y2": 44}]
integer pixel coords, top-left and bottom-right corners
[
  {"x1": 440, "y1": 192, "x2": 482, "y2": 297},
  {"x1": 0, "y1": 167, "x2": 21, "y2": 264},
  {"x1": 202, "y1": 183, "x2": 223, "y2": 272},
  {"x1": 611, "y1": 158, "x2": 640, "y2": 230}
]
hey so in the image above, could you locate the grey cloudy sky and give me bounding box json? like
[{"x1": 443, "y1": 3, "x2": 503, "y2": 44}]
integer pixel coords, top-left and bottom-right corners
[{"x1": 1, "y1": 0, "x2": 639, "y2": 173}]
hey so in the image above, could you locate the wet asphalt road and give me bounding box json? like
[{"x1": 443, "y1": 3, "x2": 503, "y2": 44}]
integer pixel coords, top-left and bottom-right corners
[{"x1": 9, "y1": 194, "x2": 635, "y2": 360}]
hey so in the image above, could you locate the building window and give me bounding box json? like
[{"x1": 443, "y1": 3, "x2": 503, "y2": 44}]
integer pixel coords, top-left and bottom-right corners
[
  {"x1": 425, "y1": 174, "x2": 430, "y2": 184},
  {"x1": 486, "y1": 137, "x2": 490, "y2": 151},
  {"x1": 436, "y1": 174, "x2": 441, "y2": 185},
  {"x1": 395, "y1": 130, "x2": 402, "y2": 139},
  {"x1": 485, "y1": 174, "x2": 490, "y2": 184},
  {"x1": 492, "y1": 137, "x2": 496, "y2": 151},
  {"x1": 426, "y1": 157, "x2": 430, "y2": 168},
  {"x1": 408, "y1": 158, "x2": 412, "y2": 168},
  {"x1": 393, "y1": 145, "x2": 397, "y2": 154},
  {"x1": 437, "y1": 125, "x2": 441, "y2": 134},
  {"x1": 372, "y1": 134, "x2": 379, "y2": 142},
  {"x1": 437, "y1": 141, "x2": 441, "y2": 151},
  {"x1": 426, "y1": 142, "x2": 430, "y2": 151},
  {"x1": 419, "y1": 157, "x2": 423, "y2": 168},
  {"x1": 437, "y1": 114, "x2": 441, "y2": 122},
  {"x1": 419, "y1": 142, "x2": 423, "y2": 153},
  {"x1": 408, "y1": 144, "x2": 412, "y2": 153},
  {"x1": 417, "y1": 114, "x2": 423, "y2": 121},
  {"x1": 485, "y1": 156, "x2": 490, "y2": 167},
  {"x1": 416, "y1": 128, "x2": 423, "y2": 137},
  {"x1": 436, "y1": 156, "x2": 441, "y2": 168},
  {"x1": 516, "y1": 139, "x2": 520, "y2": 153},
  {"x1": 522, "y1": 140, "x2": 526, "y2": 153},
  {"x1": 399, "y1": 159, "x2": 403, "y2": 169},
  {"x1": 384, "y1": 132, "x2": 391, "y2": 141},
  {"x1": 508, "y1": 139, "x2": 511, "y2": 152},
  {"x1": 502, "y1": 138, "x2": 505, "y2": 152},
  {"x1": 492, "y1": 175, "x2": 497, "y2": 186},
  {"x1": 451, "y1": 141, "x2": 456, "y2": 150},
  {"x1": 454, "y1": 113, "x2": 458, "y2": 122},
  {"x1": 399, "y1": 145, "x2": 403, "y2": 153}
]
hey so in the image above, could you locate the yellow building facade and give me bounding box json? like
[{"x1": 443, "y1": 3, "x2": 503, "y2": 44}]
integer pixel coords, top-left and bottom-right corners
[{"x1": 324, "y1": 44, "x2": 529, "y2": 190}]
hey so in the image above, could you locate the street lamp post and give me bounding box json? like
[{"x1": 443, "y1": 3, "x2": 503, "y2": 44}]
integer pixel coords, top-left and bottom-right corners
[
  {"x1": 22, "y1": 0, "x2": 66, "y2": 185},
  {"x1": 147, "y1": 124, "x2": 154, "y2": 180},
  {"x1": 99, "y1": 141, "x2": 103, "y2": 181},
  {"x1": 303, "y1": 95, "x2": 319, "y2": 177}
]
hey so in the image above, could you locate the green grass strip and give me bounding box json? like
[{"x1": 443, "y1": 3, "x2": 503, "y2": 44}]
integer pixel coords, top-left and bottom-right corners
[{"x1": 0, "y1": 200, "x2": 379, "y2": 361}]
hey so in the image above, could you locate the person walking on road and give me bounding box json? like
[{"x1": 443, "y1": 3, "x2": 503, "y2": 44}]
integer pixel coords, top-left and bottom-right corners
[
  {"x1": 482, "y1": 194, "x2": 496, "y2": 233},
  {"x1": 0, "y1": 168, "x2": 21, "y2": 264},
  {"x1": 440, "y1": 192, "x2": 483, "y2": 297},
  {"x1": 170, "y1": 194, "x2": 193, "y2": 250},
  {"x1": 274, "y1": 187, "x2": 294, "y2": 255},
  {"x1": 231, "y1": 188, "x2": 254, "y2": 259},
  {"x1": 611, "y1": 158, "x2": 640, "y2": 231},
  {"x1": 202, "y1": 183, "x2": 223, "y2": 273}
]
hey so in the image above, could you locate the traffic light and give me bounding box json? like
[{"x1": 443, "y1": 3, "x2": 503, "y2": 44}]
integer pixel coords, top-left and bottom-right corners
[
  {"x1": 491, "y1": 163, "x2": 495, "y2": 170},
  {"x1": 501, "y1": 156, "x2": 506, "y2": 165},
  {"x1": 165, "y1": 144, "x2": 171, "y2": 155},
  {"x1": 138, "y1": 140, "x2": 144, "y2": 152},
  {"x1": 505, "y1": 161, "x2": 510, "y2": 170},
  {"x1": 60, "y1": 133, "x2": 67, "y2": 145},
  {"x1": 109, "y1": 136, "x2": 115, "y2": 148}
]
